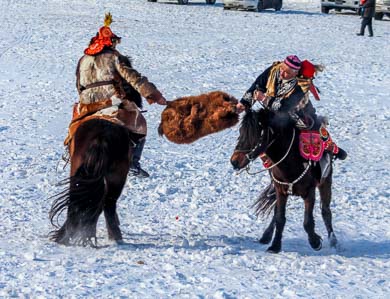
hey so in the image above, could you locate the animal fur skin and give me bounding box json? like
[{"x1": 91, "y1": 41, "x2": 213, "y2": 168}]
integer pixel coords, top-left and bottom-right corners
[{"x1": 158, "y1": 91, "x2": 239, "y2": 144}]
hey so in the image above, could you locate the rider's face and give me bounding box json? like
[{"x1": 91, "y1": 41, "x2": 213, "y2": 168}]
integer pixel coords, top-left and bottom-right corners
[{"x1": 280, "y1": 63, "x2": 299, "y2": 80}]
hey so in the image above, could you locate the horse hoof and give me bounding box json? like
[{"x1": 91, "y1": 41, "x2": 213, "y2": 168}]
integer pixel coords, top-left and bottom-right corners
[
  {"x1": 259, "y1": 236, "x2": 272, "y2": 245},
  {"x1": 266, "y1": 245, "x2": 281, "y2": 253},
  {"x1": 115, "y1": 239, "x2": 125, "y2": 245},
  {"x1": 329, "y1": 232, "x2": 337, "y2": 248},
  {"x1": 313, "y1": 241, "x2": 322, "y2": 251},
  {"x1": 310, "y1": 236, "x2": 323, "y2": 251}
]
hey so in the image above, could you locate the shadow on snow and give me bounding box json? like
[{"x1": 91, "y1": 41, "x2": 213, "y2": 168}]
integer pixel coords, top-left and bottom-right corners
[{"x1": 115, "y1": 233, "x2": 390, "y2": 259}]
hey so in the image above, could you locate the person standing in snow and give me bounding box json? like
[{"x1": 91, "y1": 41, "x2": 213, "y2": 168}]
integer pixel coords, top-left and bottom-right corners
[
  {"x1": 357, "y1": 0, "x2": 375, "y2": 37},
  {"x1": 75, "y1": 13, "x2": 167, "y2": 178},
  {"x1": 236, "y1": 55, "x2": 347, "y2": 198}
]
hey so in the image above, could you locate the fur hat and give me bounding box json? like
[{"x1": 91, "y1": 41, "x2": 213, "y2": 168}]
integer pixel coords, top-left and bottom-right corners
[
  {"x1": 84, "y1": 13, "x2": 121, "y2": 56},
  {"x1": 284, "y1": 55, "x2": 302, "y2": 71}
]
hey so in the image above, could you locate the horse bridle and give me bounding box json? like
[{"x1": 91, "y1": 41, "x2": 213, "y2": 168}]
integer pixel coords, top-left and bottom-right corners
[
  {"x1": 245, "y1": 126, "x2": 273, "y2": 162},
  {"x1": 237, "y1": 127, "x2": 295, "y2": 176},
  {"x1": 241, "y1": 126, "x2": 312, "y2": 194}
]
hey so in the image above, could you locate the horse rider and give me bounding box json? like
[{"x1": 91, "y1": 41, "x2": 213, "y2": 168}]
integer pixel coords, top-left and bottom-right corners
[
  {"x1": 74, "y1": 13, "x2": 167, "y2": 178},
  {"x1": 236, "y1": 55, "x2": 347, "y2": 196}
]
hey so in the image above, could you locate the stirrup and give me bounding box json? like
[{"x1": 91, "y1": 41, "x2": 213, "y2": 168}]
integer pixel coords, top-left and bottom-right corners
[{"x1": 319, "y1": 153, "x2": 332, "y2": 180}]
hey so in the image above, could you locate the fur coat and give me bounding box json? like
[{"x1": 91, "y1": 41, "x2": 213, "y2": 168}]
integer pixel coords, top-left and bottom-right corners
[
  {"x1": 65, "y1": 47, "x2": 157, "y2": 145},
  {"x1": 76, "y1": 48, "x2": 158, "y2": 106}
]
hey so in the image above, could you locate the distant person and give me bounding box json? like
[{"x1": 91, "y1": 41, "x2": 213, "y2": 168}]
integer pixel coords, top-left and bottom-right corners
[
  {"x1": 74, "y1": 13, "x2": 167, "y2": 178},
  {"x1": 357, "y1": 0, "x2": 375, "y2": 37}
]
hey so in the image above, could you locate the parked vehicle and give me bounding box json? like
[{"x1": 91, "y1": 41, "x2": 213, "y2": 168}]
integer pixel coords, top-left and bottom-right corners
[
  {"x1": 223, "y1": 0, "x2": 283, "y2": 11},
  {"x1": 320, "y1": 0, "x2": 359, "y2": 14},
  {"x1": 375, "y1": 0, "x2": 390, "y2": 20},
  {"x1": 147, "y1": 0, "x2": 216, "y2": 4}
]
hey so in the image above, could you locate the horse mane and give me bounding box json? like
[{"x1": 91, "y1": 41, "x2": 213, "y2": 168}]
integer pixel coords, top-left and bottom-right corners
[{"x1": 238, "y1": 109, "x2": 263, "y2": 148}]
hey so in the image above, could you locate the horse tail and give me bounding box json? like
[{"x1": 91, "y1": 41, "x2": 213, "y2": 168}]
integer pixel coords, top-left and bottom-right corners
[
  {"x1": 252, "y1": 183, "x2": 277, "y2": 218},
  {"x1": 49, "y1": 137, "x2": 109, "y2": 246}
]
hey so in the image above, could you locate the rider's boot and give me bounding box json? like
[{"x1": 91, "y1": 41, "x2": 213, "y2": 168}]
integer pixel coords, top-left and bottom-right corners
[
  {"x1": 319, "y1": 126, "x2": 347, "y2": 161},
  {"x1": 334, "y1": 147, "x2": 347, "y2": 160},
  {"x1": 129, "y1": 137, "x2": 150, "y2": 178}
]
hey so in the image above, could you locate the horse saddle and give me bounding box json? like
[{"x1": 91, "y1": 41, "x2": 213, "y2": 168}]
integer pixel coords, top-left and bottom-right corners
[
  {"x1": 64, "y1": 100, "x2": 146, "y2": 146},
  {"x1": 299, "y1": 131, "x2": 325, "y2": 162}
]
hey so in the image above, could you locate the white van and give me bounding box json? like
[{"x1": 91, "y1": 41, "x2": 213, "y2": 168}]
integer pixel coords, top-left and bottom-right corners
[
  {"x1": 223, "y1": 0, "x2": 283, "y2": 11},
  {"x1": 320, "y1": 0, "x2": 359, "y2": 14}
]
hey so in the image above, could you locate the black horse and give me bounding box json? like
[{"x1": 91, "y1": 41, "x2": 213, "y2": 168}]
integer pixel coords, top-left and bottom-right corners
[
  {"x1": 49, "y1": 119, "x2": 142, "y2": 247},
  {"x1": 231, "y1": 108, "x2": 337, "y2": 253}
]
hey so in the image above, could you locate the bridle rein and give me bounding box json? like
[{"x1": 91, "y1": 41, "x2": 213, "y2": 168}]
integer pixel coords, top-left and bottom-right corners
[{"x1": 236, "y1": 127, "x2": 295, "y2": 175}]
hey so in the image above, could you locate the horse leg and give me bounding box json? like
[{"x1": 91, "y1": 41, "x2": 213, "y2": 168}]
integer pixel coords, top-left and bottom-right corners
[
  {"x1": 104, "y1": 198, "x2": 123, "y2": 243},
  {"x1": 103, "y1": 161, "x2": 129, "y2": 243},
  {"x1": 318, "y1": 175, "x2": 337, "y2": 247},
  {"x1": 267, "y1": 192, "x2": 287, "y2": 253},
  {"x1": 66, "y1": 172, "x2": 105, "y2": 247},
  {"x1": 303, "y1": 188, "x2": 322, "y2": 251},
  {"x1": 259, "y1": 205, "x2": 276, "y2": 244}
]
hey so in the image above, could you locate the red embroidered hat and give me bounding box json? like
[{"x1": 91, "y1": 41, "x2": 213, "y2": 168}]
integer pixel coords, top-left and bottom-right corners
[
  {"x1": 300, "y1": 60, "x2": 316, "y2": 79},
  {"x1": 84, "y1": 13, "x2": 121, "y2": 56}
]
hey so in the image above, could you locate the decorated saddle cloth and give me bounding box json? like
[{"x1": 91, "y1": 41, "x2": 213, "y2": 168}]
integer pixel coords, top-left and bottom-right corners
[
  {"x1": 158, "y1": 91, "x2": 239, "y2": 144},
  {"x1": 64, "y1": 99, "x2": 146, "y2": 146},
  {"x1": 299, "y1": 130, "x2": 325, "y2": 162}
]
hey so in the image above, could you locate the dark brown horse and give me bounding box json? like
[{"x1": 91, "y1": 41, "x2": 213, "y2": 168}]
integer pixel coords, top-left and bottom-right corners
[
  {"x1": 49, "y1": 118, "x2": 142, "y2": 247},
  {"x1": 231, "y1": 108, "x2": 337, "y2": 253}
]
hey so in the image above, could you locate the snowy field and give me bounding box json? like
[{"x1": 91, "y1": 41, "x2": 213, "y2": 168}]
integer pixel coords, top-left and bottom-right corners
[{"x1": 0, "y1": 0, "x2": 389, "y2": 297}]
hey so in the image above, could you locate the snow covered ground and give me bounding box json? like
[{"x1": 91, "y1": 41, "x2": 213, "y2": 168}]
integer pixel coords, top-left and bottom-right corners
[{"x1": 0, "y1": 0, "x2": 389, "y2": 297}]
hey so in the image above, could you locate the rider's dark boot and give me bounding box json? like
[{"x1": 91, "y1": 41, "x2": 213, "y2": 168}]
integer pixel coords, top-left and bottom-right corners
[
  {"x1": 129, "y1": 165, "x2": 150, "y2": 178},
  {"x1": 334, "y1": 147, "x2": 347, "y2": 160},
  {"x1": 129, "y1": 138, "x2": 150, "y2": 178}
]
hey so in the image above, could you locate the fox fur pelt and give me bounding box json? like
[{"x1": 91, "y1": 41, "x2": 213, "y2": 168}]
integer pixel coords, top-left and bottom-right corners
[{"x1": 158, "y1": 91, "x2": 239, "y2": 144}]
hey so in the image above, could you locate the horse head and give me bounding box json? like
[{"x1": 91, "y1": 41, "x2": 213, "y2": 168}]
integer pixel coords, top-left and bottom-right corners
[
  {"x1": 230, "y1": 108, "x2": 270, "y2": 170},
  {"x1": 230, "y1": 108, "x2": 298, "y2": 170}
]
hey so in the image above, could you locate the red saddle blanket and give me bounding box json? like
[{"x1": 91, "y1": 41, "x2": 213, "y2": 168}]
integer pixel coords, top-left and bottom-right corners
[{"x1": 299, "y1": 131, "x2": 325, "y2": 162}]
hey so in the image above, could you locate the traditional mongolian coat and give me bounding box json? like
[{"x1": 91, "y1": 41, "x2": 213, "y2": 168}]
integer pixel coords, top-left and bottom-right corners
[
  {"x1": 66, "y1": 47, "x2": 161, "y2": 145},
  {"x1": 240, "y1": 61, "x2": 319, "y2": 129}
]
